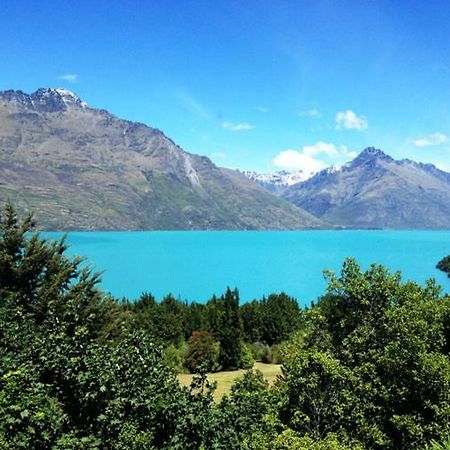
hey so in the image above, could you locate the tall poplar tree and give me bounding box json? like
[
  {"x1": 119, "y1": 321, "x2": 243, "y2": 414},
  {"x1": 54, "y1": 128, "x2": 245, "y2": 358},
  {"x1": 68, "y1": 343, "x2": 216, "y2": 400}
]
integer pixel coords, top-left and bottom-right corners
[{"x1": 216, "y1": 287, "x2": 243, "y2": 370}]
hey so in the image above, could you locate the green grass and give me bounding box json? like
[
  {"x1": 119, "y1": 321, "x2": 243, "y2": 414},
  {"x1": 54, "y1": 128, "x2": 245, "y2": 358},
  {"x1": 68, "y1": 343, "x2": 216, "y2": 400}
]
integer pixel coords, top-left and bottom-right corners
[{"x1": 177, "y1": 362, "x2": 282, "y2": 402}]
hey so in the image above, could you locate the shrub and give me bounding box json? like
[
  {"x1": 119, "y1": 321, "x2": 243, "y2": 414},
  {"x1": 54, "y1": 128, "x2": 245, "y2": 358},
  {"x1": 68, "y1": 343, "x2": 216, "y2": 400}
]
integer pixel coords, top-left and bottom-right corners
[
  {"x1": 162, "y1": 342, "x2": 186, "y2": 373},
  {"x1": 248, "y1": 342, "x2": 269, "y2": 361},
  {"x1": 240, "y1": 343, "x2": 255, "y2": 369}
]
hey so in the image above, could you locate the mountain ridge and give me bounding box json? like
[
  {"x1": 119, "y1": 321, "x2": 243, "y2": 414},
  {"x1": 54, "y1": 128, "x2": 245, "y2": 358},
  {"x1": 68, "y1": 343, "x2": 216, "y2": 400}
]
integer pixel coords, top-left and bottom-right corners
[
  {"x1": 0, "y1": 88, "x2": 322, "y2": 230},
  {"x1": 280, "y1": 147, "x2": 450, "y2": 229}
]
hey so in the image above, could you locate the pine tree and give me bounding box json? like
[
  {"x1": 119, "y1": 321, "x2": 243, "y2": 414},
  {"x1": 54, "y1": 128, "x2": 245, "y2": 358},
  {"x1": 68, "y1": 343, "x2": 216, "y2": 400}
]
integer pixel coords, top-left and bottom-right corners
[{"x1": 216, "y1": 287, "x2": 243, "y2": 370}]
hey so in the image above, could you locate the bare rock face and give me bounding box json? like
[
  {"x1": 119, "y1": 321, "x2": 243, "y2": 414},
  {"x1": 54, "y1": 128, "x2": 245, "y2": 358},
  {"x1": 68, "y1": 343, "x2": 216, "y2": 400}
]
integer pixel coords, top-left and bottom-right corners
[
  {"x1": 0, "y1": 88, "x2": 322, "y2": 230},
  {"x1": 281, "y1": 147, "x2": 450, "y2": 229}
]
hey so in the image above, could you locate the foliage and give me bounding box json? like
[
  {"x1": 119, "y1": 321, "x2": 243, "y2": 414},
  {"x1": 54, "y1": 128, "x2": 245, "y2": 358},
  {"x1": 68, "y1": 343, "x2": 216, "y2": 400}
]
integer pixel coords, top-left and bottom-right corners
[
  {"x1": 184, "y1": 331, "x2": 220, "y2": 373},
  {"x1": 247, "y1": 342, "x2": 269, "y2": 361},
  {"x1": 241, "y1": 293, "x2": 303, "y2": 345},
  {"x1": 132, "y1": 292, "x2": 187, "y2": 345},
  {"x1": 273, "y1": 258, "x2": 450, "y2": 449},
  {"x1": 268, "y1": 430, "x2": 364, "y2": 450},
  {"x1": 162, "y1": 342, "x2": 187, "y2": 373},
  {"x1": 437, "y1": 255, "x2": 450, "y2": 277},
  {"x1": 0, "y1": 370, "x2": 67, "y2": 449},
  {"x1": 240, "y1": 343, "x2": 255, "y2": 369},
  {"x1": 214, "y1": 288, "x2": 244, "y2": 370},
  {"x1": 0, "y1": 204, "x2": 223, "y2": 448},
  {"x1": 2, "y1": 203, "x2": 450, "y2": 449},
  {"x1": 126, "y1": 287, "x2": 305, "y2": 372},
  {"x1": 426, "y1": 437, "x2": 450, "y2": 450}
]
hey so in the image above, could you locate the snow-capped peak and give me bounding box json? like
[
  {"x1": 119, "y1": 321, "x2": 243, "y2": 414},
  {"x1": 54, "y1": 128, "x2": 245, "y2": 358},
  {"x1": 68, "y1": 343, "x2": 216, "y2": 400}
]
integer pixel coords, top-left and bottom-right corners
[
  {"x1": 32, "y1": 88, "x2": 89, "y2": 108},
  {"x1": 243, "y1": 169, "x2": 313, "y2": 188}
]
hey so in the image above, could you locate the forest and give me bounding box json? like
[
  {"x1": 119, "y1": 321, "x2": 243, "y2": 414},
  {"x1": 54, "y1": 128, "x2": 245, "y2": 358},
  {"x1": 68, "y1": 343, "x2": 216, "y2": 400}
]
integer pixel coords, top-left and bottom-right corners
[{"x1": 1, "y1": 202, "x2": 450, "y2": 449}]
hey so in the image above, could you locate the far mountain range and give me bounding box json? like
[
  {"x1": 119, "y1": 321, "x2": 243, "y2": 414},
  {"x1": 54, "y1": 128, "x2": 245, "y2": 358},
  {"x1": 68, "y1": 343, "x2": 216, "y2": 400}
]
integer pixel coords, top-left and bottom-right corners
[
  {"x1": 246, "y1": 148, "x2": 450, "y2": 229},
  {"x1": 1, "y1": 88, "x2": 449, "y2": 230}
]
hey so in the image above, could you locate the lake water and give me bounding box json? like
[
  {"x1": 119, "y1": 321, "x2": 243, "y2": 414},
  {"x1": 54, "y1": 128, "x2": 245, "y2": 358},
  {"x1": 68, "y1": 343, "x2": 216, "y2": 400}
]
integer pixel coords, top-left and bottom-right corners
[{"x1": 43, "y1": 231, "x2": 450, "y2": 306}]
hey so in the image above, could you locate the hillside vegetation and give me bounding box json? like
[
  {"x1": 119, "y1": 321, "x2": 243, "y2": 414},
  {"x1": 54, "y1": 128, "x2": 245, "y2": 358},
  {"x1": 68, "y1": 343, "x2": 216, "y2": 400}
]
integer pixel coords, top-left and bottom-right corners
[{"x1": 2, "y1": 204, "x2": 450, "y2": 449}]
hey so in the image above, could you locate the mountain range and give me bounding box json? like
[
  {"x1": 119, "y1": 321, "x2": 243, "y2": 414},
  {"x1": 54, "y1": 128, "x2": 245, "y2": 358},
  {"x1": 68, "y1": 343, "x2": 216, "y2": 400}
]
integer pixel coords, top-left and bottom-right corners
[
  {"x1": 1, "y1": 88, "x2": 449, "y2": 230},
  {"x1": 241, "y1": 170, "x2": 309, "y2": 193},
  {"x1": 276, "y1": 147, "x2": 450, "y2": 229},
  {"x1": 0, "y1": 88, "x2": 321, "y2": 230}
]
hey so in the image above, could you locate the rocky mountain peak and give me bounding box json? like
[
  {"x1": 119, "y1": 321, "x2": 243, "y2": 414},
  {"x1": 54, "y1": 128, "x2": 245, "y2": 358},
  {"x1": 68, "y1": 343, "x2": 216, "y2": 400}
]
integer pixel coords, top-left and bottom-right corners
[
  {"x1": 0, "y1": 88, "x2": 88, "y2": 112},
  {"x1": 0, "y1": 86, "x2": 322, "y2": 230},
  {"x1": 348, "y1": 146, "x2": 393, "y2": 168},
  {"x1": 360, "y1": 146, "x2": 387, "y2": 158},
  {"x1": 31, "y1": 88, "x2": 88, "y2": 111},
  {"x1": 281, "y1": 147, "x2": 450, "y2": 229}
]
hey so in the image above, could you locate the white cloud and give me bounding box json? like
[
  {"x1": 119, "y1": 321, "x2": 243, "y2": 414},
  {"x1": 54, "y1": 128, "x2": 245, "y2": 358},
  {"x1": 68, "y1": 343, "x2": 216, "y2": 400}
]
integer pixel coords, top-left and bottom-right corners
[
  {"x1": 273, "y1": 150, "x2": 327, "y2": 176},
  {"x1": 299, "y1": 108, "x2": 321, "y2": 118},
  {"x1": 413, "y1": 132, "x2": 448, "y2": 147},
  {"x1": 435, "y1": 162, "x2": 450, "y2": 172},
  {"x1": 222, "y1": 121, "x2": 253, "y2": 131},
  {"x1": 273, "y1": 142, "x2": 357, "y2": 178},
  {"x1": 57, "y1": 73, "x2": 78, "y2": 84},
  {"x1": 303, "y1": 141, "x2": 339, "y2": 157},
  {"x1": 335, "y1": 109, "x2": 368, "y2": 130},
  {"x1": 257, "y1": 106, "x2": 269, "y2": 113}
]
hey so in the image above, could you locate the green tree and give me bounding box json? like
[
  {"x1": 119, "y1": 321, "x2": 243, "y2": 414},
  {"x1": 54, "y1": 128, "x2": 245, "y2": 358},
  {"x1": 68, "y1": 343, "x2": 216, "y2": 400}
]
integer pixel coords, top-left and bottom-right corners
[
  {"x1": 437, "y1": 255, "x2": 450, "y2": 277},
  {"x1": 0, "y1": 204, "x2": 223, "y2": 448},
  {"x1": 261, "y1": 293, "x2": 302, "y2": 345},
  {"x1": 274, "y1": 258, "x2": 450, "y2": 449},
  {"x1": 184, "y1": 330, "x2": 220, "y2": 373},
  {"x1": 223, "y1": 369, "x2": 273, "y2": 445},
  {"x1": 215, "y1": 288, "x2": 244, "y2": 370},
  {"x1": 241, "y1": 300, "x2": 264, "y2": 343}
]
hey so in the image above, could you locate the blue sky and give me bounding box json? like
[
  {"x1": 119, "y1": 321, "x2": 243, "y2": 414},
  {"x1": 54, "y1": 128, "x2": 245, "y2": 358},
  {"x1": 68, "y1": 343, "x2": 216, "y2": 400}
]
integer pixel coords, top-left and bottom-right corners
[{"x1": 1, "y1": 0, "x2": 450, "y2": 174}]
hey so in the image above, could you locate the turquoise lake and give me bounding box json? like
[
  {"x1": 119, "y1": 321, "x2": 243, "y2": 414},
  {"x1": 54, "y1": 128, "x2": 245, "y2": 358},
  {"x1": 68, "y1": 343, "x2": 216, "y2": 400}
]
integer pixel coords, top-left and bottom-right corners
[{"x1": 44, "y1": 231, "x2": 450, "y2": 306}]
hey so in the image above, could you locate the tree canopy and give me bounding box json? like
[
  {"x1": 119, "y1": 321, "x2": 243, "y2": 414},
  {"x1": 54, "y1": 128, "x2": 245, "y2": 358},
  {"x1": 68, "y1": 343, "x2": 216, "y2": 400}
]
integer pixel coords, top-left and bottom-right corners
[{"x1": 1, "y1": 203, "x2": 450, "y2": 449}]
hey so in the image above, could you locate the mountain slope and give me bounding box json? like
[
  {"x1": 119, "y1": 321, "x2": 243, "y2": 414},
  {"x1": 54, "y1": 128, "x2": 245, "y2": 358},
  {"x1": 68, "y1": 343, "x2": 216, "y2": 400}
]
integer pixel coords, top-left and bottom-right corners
[
  {"x1": 281, "y1": 147, "x2": 450, "y2": 229},
  {"x1": 0, "y1": 88, "x2": 322, "y2": 230}
]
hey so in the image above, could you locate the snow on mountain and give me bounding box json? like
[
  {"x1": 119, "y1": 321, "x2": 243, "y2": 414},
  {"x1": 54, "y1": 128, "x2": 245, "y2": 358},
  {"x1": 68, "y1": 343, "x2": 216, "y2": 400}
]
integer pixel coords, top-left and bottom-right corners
[{"x1": 242, "y1": 168, "x2": 332, "y2": 191}]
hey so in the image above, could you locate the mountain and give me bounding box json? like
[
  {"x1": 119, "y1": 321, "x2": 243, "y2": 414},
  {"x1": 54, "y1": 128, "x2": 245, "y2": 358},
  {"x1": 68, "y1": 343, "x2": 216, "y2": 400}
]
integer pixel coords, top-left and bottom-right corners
[
  {"x1": 0, "y1": 88, "x2": 322, "y2": 230},
  {"x1": 281, "y1": 147, "x2": 450, "y2": 229},
  {"x1": 242, "y1": 170, "x2": 313, "y2": 192}
]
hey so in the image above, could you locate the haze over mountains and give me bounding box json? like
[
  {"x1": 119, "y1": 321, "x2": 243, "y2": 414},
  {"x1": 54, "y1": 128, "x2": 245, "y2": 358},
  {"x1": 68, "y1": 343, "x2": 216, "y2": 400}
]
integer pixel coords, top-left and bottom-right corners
[
  {"x1": 0, "y1": 88, "x2": 321, "y2": 230},
  {"x1": 1, "y1": 88, "x2": 449, "y2": 230}
]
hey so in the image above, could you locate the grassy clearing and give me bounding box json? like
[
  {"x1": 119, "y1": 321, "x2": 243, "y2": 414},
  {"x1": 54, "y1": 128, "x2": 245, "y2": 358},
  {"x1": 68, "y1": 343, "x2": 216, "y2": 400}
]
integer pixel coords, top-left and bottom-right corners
[{"x1": 177, "y1": 362, "x2": 282, "y2": 402}]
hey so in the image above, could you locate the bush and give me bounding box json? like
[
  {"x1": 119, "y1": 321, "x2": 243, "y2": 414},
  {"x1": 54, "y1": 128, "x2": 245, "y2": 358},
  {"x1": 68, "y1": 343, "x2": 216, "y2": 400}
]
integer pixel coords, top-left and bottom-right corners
[
  {"x1": 162, "y1": 342, "x2": 186, "y2": 372},
  {"x1": 240, "y1": 343, "x2": 255, "y2": 369},
  {"x1": 248, "y1": 342, "x2": 269, "y2": 361}
]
